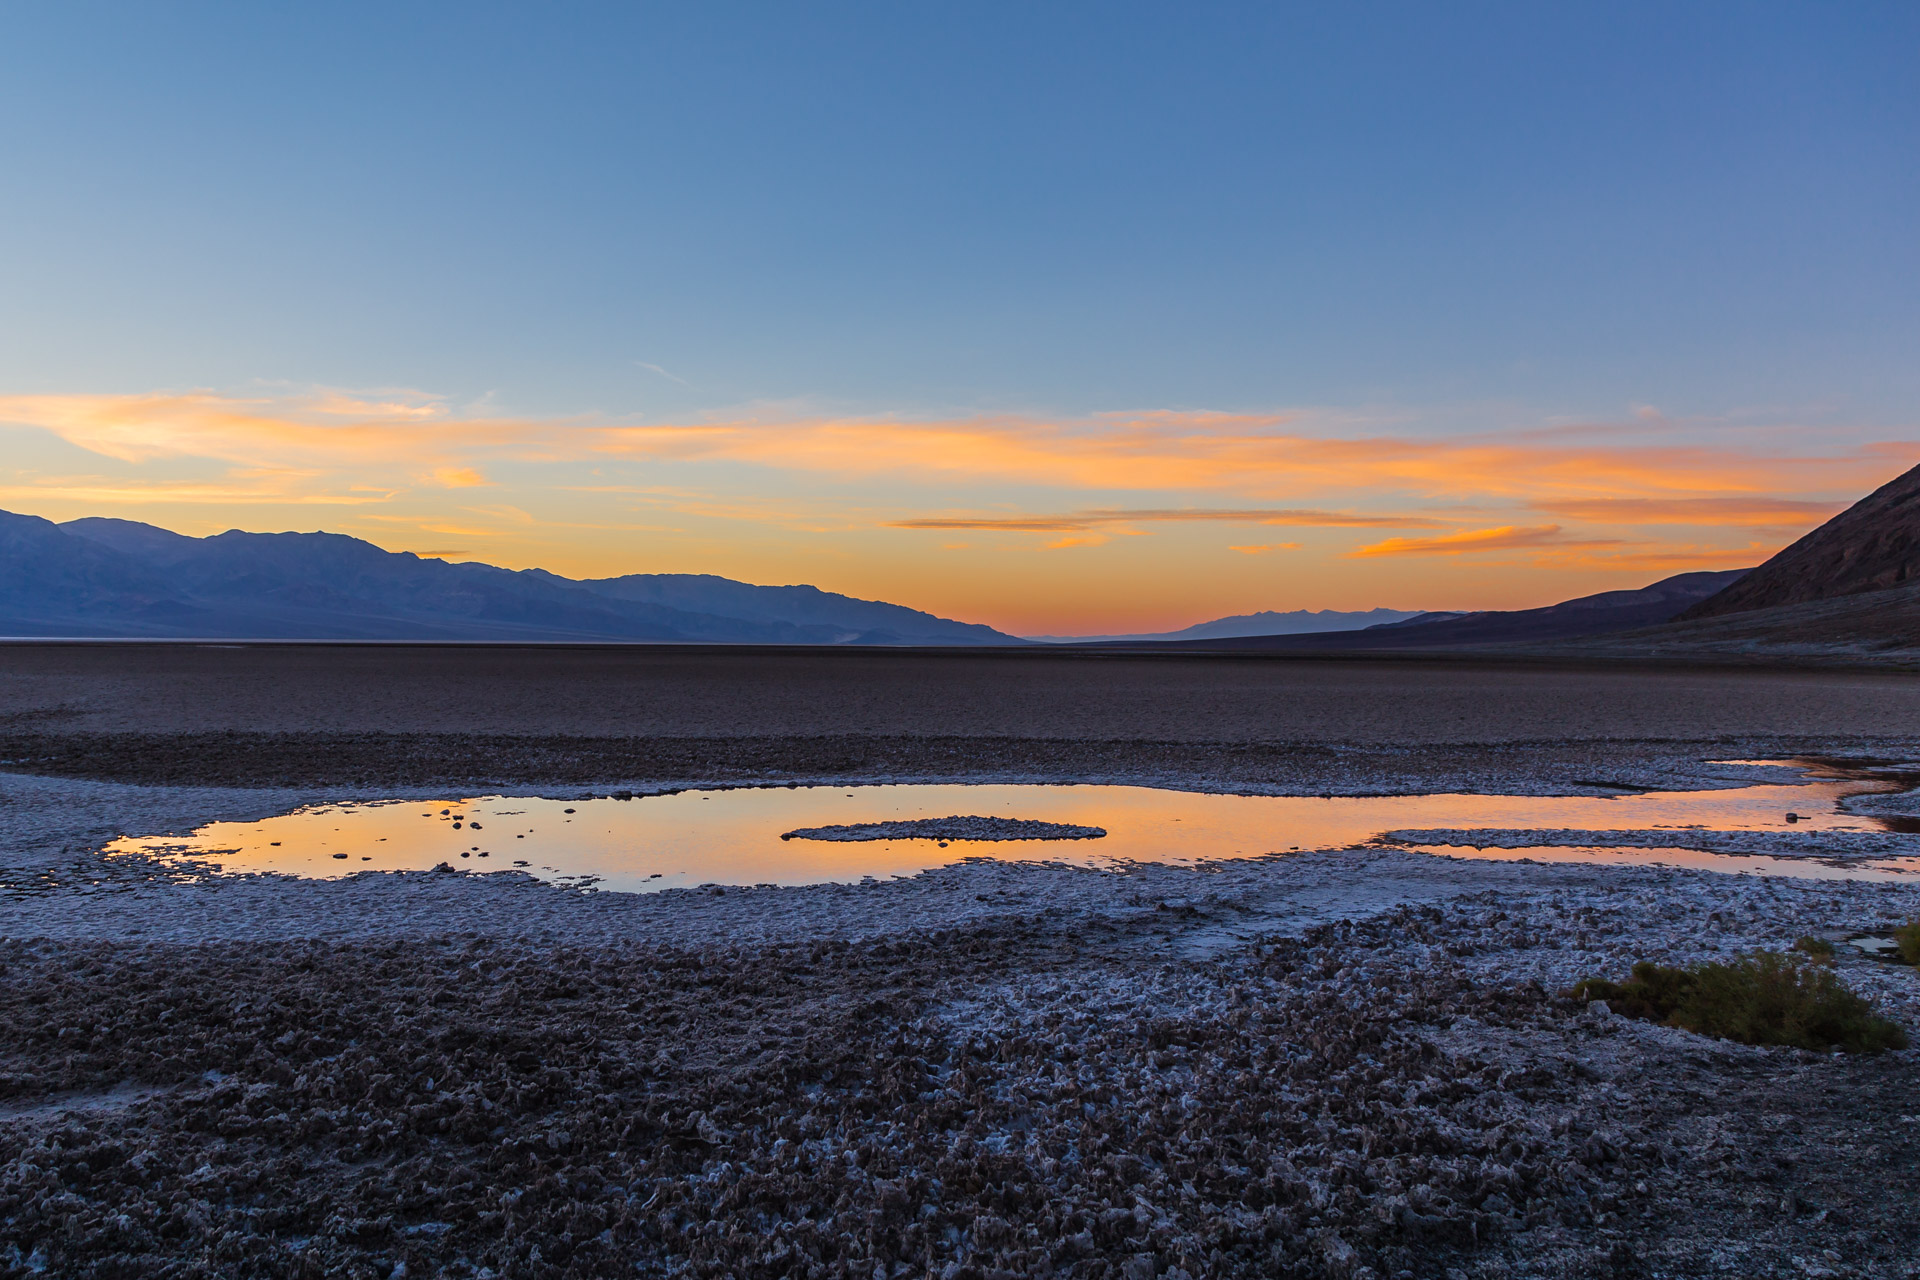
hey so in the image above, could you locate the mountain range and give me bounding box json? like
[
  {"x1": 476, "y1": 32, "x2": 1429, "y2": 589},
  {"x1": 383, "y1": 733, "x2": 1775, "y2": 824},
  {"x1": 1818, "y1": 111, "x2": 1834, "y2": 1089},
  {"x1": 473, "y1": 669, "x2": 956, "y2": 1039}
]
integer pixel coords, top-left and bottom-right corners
[
  {"x1": 1087, "y1": 569, "x2": 1752, "y2": 651},
  {"x1": 7, "y1": 459, "x2": 1916, "y2": 653},
  {"x1": 1028, "y1": 608, "x2": 1423, "y2": 643},
  {"x1": 0, "y1": 512, "x2": 1015, "y2": 645}
]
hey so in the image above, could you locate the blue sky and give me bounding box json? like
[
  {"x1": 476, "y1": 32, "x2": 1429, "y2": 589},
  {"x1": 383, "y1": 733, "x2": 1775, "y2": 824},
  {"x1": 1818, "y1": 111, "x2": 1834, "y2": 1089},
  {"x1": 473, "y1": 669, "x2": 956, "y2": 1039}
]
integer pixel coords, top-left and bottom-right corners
[{"x1": 0, "y1": 3, "x2": 1914, "y2": 631}]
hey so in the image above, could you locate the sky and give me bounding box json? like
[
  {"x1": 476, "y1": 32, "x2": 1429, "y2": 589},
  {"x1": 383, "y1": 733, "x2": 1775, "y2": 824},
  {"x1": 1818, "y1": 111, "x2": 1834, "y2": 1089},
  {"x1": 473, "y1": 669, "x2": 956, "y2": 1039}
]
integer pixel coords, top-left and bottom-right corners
[{"x1": 0, "y1": 2, "x2": 1915, "y2": 635}]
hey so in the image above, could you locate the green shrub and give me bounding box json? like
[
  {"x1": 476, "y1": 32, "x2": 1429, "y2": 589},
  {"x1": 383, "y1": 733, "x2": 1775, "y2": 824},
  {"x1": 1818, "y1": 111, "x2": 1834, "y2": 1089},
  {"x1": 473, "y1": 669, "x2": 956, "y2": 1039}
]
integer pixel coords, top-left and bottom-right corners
[
  {"x1": 1791, "y1": 936, "x2": 1835, "y2": 963},
  {"x1": 1895, "y1": 919, "x2": 1920, "y2": 966},
  {"x1": 1570, "y1": 952, "x2": 1908, "y2": 1054},
  {"x1": 1569, "y1": 960, "x2": 1694, "y2": 1022}
]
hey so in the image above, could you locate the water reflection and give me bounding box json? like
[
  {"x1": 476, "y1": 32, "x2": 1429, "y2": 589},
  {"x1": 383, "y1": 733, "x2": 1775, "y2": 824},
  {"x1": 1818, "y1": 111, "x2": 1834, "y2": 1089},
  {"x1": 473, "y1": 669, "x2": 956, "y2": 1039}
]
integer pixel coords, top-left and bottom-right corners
[{"x1": 102, "y1": 765, "x2": 1919, "y2": 893}]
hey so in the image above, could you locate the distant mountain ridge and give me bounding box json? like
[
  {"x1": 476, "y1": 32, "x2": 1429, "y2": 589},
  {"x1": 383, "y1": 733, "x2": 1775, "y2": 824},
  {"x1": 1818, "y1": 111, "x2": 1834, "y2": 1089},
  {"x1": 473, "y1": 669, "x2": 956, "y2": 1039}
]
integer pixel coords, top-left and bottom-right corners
[
  {"x1": 1029, "y1": 607, "x2": 1422, "y2": 643},
  {"x1": 0, "y1": 511, "x2": 1015, "y2": 645},
  {"x1": 1076, "y1": 569, "x2": 1751, "y2": 651},
  {"x1": 1677, "y1": 461, "x2": 1920, "y2": 620}
]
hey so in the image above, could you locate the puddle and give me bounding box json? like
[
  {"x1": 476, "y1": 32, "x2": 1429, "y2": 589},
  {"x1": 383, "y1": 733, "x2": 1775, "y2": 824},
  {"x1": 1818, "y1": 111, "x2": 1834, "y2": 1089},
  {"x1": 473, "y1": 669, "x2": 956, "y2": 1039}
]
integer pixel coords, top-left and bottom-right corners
[
  {"x1": 100, "y1": 761, "x2": 1920, "y2": 893},
  {"x1": 1843, "y1": 934, "x2": 1916, "y2": 960}
]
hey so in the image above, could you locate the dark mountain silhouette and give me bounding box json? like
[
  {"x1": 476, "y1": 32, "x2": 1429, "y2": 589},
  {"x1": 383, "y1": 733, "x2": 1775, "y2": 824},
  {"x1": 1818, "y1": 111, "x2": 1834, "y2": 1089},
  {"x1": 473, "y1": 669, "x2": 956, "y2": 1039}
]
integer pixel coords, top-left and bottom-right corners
[
  {"x1": 1677, "y1": 461, "x2": 1920, "y2": 620},
  {"x1": 2, "y1": 511, "x2": 1015, "y2": 645},
  {"x1": 1083, "y1": 569, "x2": 1750, "y2": 651},
  {"x1": 1565, "y1": 580, "x2": 1920, "y2": 661},
  {"x1": 574, "y1": 573, "x2": 1007, "y2": 639}
]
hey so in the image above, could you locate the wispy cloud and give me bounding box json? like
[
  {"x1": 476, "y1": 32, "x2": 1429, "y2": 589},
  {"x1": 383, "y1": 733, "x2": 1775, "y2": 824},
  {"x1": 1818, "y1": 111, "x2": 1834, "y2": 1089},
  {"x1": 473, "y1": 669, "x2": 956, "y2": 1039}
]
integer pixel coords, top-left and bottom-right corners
[
  {"x1": 589, "y1": 412, "x2": 1916, "y2": 502},
  {"x1": 889, "y1": 509, "x2": 1448, "y2": 532},
  {"x1": 635, "y1": 362, "x2": 690, "y2": 387},
  {"x1": 2, "y1": 391, "x2": 1909, "y2": 508},
  {"x1": 0, "y1": 475, "x2": 396, "y2": 506},
  {"x1": 1529, "y1": 542, "x2": 1779, "y2": 572},
  {"x1": 0, "y1": 391, "x2": 542, "y2": 469},
  {"x1": 1350, "y1": 525, "x2": 1595, "y2": 557},
  {"x1": 1229, "y1": 543, "x2": 1300, "y2": 554},
  {"x1": 1531, "y1": 496, "x2": 1845, "y2": 526},
  {"x1": 0, "y1": 388, "x2": 1909, "y2": 599}
]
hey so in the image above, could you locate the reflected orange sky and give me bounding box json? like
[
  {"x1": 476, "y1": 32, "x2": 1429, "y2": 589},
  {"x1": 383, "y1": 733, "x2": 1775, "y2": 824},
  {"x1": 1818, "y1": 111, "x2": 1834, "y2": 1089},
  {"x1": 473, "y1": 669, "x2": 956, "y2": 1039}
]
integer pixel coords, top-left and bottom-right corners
[
  {"x1": 103, "y1": 777, "x2": 1914, "y2": 894},
  {"x1": 3, "y1": 389, "x2": 1912, "y2": 633}
]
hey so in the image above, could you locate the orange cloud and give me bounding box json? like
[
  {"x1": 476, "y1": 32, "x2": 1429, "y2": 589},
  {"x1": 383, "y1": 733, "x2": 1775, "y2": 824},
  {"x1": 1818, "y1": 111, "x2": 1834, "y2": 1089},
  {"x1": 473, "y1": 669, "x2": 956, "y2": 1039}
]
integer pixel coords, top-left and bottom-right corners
[
  {"x1": 1350, "y1": 525, "x2": 1582, "y2": 557},
  {"x1": 0, "y1": 476, "x2": 395, "y2": 506},
  {"x1": 1532, "y1": 496, "x2": 1847, "y2": 525},
  {"x1": 589, "y1": 413, "x2": 1914, "y2": 503},
  {"x1": 1531, "y1": 542, "x2": 1782, "y2": 572},
  {"x1": 889, "y1": 508, "x2": 1446, "y2": 532},
  {"x1": 1, "y1": 389, "x2": 1911, "y2": 605},
  {"x1": 1, "y1": 391, "x2": 1910, "y2": 512},
  {"x1": 1228, "y1": 543, "x2": 1300, "y2": 554},
  {"x1": 0, "y1": 391, "x2": 546, "y2": 470}
]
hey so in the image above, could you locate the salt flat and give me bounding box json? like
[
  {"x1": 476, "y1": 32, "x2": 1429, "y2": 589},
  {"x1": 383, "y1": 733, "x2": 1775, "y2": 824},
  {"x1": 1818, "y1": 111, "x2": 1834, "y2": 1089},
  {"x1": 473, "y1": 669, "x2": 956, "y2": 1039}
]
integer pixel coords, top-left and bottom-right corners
[
  {"x1": 6, "y1": 642, "x2": 1920, "y2": 741},
  {"x1": 2, "y1": 645, "x2": 1919, "y2": 1277}
]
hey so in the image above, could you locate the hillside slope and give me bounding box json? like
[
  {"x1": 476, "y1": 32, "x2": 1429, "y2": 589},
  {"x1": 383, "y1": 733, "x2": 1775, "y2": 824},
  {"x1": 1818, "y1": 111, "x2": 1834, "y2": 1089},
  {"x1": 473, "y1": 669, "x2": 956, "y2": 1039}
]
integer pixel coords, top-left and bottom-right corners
[
  {"x1": 1679, "y1": 462, "x2": 1920, "y2": 620},
  {"x1": 1566, "y1": 580, "x2": 1920, "y2": 664}
]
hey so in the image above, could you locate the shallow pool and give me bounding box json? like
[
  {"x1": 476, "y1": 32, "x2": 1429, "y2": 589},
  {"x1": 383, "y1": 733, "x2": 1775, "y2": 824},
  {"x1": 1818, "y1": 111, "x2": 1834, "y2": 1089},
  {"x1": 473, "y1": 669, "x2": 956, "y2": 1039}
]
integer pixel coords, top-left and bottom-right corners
[{"x1": 102, "y1": 760, "x2": 1920, "y2": 892}]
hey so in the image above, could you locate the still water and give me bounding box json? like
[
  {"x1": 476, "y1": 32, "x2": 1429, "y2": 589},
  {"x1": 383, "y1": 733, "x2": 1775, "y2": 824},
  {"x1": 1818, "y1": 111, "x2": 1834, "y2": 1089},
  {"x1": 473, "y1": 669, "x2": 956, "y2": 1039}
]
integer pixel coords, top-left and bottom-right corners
[{"x1": 104, "y1": 764, "x2": 1919, "y2": 893}]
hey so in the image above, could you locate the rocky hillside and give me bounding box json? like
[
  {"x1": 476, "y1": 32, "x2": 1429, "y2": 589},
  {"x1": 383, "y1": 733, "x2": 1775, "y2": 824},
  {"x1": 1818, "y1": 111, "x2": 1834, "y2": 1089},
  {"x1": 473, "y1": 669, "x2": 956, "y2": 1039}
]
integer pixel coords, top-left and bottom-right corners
[{"x1": 1680, "y1": 461, "x2": 1920, "y2": 620}]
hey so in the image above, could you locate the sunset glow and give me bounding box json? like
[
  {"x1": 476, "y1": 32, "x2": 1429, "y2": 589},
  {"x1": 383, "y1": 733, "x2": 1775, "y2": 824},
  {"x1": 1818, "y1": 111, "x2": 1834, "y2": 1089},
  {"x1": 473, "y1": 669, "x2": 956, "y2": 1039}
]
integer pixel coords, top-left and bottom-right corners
[
  {"x1": 1, "y1": 4, "x2": 1913, "y2": 637},
  {"x1": 0, "y1": 389, "x2": 1905, "y2": 633}
]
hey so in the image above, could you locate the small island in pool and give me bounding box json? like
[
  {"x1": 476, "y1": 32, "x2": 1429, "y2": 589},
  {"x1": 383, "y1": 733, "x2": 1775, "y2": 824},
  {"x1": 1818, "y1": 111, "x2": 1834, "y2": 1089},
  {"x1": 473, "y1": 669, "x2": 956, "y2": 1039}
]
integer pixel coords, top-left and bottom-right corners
[{"x1": 781, "y1": 815, "x2": 1108, "y2": 842}]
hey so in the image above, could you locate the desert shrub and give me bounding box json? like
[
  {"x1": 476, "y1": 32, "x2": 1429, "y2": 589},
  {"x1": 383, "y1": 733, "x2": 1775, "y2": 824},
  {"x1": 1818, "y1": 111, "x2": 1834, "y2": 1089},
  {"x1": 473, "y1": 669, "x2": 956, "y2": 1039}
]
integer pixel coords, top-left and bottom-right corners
[
  {"x1": 1895, "y1": 918, "x2": 1920, "y2": 966},
  {"x1": 1791, "y1": 935, "x2": 1835, "y2": 963},
  {"x1": 1570, "y1": 952, "x2": 1908, "y2": 1054},
  {"x1": 1569, "y1": 960, "x2": 1694, "y2": 1021}
]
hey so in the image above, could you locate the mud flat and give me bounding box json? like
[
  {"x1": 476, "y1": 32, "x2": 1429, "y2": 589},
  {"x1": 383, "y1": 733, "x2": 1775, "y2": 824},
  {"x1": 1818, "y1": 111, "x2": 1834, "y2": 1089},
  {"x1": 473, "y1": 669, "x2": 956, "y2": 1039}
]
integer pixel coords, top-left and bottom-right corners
[{"x1": 3, "y1": 647, "x2": 1920, "y2": 1277}]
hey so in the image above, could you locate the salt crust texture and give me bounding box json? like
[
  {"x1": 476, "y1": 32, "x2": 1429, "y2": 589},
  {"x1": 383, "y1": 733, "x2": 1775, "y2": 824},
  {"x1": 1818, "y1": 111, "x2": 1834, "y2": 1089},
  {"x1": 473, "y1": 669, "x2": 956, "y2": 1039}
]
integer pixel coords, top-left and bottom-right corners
[{"x1": 5, "y1": 765, "x2": 1920, "y2": 1277}]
